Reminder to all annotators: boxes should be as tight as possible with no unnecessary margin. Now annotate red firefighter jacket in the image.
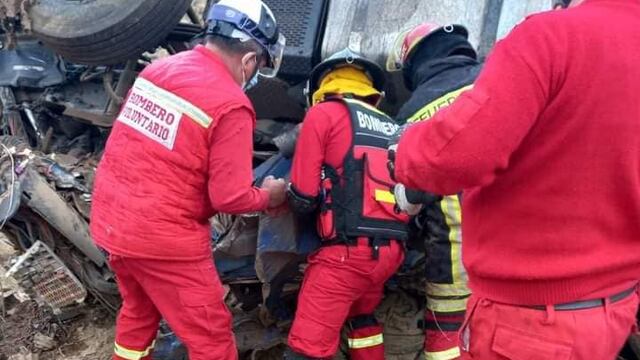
[395,0,640,305]
[290,101,351,199]
[91,45,269,260]
[291,99,407,242]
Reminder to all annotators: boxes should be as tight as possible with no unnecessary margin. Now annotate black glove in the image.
[393,183,441,215]
[406,187,441,205]
[286,183,319,214]
[387,124,408,181]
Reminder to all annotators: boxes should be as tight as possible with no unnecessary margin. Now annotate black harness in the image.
[319,99,409,252]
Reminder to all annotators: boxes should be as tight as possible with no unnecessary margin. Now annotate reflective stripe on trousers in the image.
[348,333,384,349]
[425,346,461,360]
[114,341,155,360]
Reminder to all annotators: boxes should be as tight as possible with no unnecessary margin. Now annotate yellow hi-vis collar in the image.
[312,67,381,105]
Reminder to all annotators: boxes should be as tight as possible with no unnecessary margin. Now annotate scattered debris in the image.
[5,241,87,312]
[0,299,114,360]
[8,350,39,360]
[33,333,57,351]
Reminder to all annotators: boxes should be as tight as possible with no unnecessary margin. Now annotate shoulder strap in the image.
[341,98,400,149]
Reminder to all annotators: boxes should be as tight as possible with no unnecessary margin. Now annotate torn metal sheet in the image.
[213,215,259,258]
[21,168,105,266]
[0,39,64,87]
[254,154,320,284]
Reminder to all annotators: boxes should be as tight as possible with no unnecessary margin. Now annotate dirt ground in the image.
[0,237,115,360]
[0,301,115,360]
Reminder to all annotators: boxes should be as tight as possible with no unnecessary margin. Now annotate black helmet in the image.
[305,48,386,105]
[554,0,572,8]
[387,23,470,72]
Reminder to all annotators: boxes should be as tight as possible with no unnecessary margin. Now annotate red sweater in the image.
[396,0,640,305]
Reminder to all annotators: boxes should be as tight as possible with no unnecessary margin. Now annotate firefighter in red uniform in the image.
[386,23,481,360]
[285,48,408,360]
[90,1,287,359]
[389,0,640,359]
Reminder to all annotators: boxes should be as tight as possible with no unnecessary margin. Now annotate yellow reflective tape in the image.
[375,189,396,204]
[440,195,465,287]
[425,346,461,360]
[133,77,213,128]
[426,281,471,298]
[425,295,469,313]
[348,333,384,349]
[407,85,473,123]
[114,341,155,360]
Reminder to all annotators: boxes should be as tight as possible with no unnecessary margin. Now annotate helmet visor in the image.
[209,5,275,42]
[208,4,285,78]
[259,32,286,78]
[386,29,411,72]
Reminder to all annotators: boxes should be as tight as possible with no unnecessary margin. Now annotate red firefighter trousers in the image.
[459,288,639,360]
[108,255,236,360]
[288,239,404,359]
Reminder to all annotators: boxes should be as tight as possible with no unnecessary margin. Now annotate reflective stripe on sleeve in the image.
[425,346,461,360]
[440,195,466,289]
[348,333,384,349]
[114,341,155,360]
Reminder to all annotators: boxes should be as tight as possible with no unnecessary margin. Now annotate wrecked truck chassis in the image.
[0,142,121,309]
[0,1,636,359]
[0,13,321,359]
[21,167,104,267]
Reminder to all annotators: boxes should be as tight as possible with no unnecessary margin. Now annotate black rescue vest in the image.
[318,99,409,242]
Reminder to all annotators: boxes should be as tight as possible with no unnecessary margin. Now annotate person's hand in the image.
[261,176,287,208]
[393,183,441,215]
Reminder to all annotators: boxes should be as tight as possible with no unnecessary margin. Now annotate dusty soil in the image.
[0,237,114,360]
[0,301,114,360]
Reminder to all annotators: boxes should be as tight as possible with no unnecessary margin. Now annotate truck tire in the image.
[29,0,191,65]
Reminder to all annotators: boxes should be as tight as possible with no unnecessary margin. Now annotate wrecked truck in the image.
[1,0,639,359]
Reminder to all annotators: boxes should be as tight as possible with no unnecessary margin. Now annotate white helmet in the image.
[206,0,286,78]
